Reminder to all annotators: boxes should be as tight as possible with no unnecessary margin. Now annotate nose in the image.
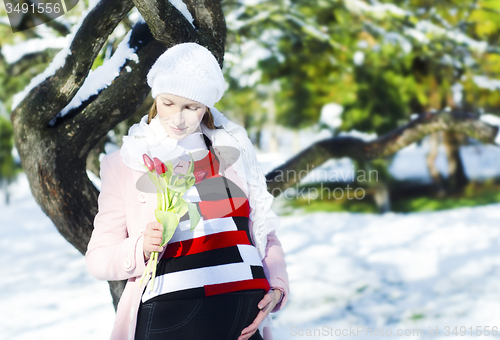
[170,110,185,126]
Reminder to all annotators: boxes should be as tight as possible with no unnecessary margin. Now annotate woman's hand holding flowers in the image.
[143,221,164,261]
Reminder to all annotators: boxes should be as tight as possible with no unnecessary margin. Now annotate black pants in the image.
[135,289,265,340]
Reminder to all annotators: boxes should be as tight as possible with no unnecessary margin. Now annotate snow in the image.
[409,20,487,54]
[2,37,69,64]
[87,169,101,191]
[4,163,500,338]
[473,75,500,91]
[11,45,72,110]
[353,51,364,66]
[480,114,500,145]
[272,203,500,339]
[169,0,195,29]
[11,0,101,110]
[451,83,463,106]
[55,30,139,119]
[338,129,377,142]
[0,173,115,340]
[320,103,343,129]
[344,0,409,19]
[404,27,430,44]
[285,13,330,42]
[225,40,272,87]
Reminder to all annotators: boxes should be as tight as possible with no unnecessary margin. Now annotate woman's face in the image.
[156,93,207,140]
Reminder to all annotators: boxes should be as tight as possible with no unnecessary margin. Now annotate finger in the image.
[151,224,163,231]
[239,322,258,339]
[257,294,272,309]
[149,232,163,240]
[240,311,267,335]
[238,329,256,340]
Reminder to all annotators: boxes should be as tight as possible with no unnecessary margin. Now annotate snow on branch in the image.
[11,1,101,110]
[169,0,195,29]
[11,0,134,126]
[52,30,139,124]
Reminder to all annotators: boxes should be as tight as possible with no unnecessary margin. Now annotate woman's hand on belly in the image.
[238,288,282,340]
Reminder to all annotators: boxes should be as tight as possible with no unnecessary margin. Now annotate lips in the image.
[170,126,186,132]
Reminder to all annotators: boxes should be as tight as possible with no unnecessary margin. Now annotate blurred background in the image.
[2,0,500,339]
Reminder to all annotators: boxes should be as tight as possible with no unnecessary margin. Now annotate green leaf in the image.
[170,194,184,212]
[159,176,168,192]
[166,182,190,193]
[156,189,162,210]
[175,198,189,217]
[186,201,201,231]
[154,210,180,246]
[165,160,174,179]
[187,152,194,173]
[146,171,161,190]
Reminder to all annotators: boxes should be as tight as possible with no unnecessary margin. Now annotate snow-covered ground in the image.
[3,170,500,339]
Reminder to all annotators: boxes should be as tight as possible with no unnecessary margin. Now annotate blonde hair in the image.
[147,102,221,130]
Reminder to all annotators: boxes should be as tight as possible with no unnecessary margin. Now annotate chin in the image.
[167,130,189,139]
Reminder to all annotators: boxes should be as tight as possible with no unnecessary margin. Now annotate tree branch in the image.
[70,23,167,157]
[7,49,60,77]
[132,0,199,45]
[266,110,499,194]
[11,0,134,127]
[132,0,226,65]
[183,0,227,66]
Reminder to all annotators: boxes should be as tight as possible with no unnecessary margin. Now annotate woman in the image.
[86,43,289,340]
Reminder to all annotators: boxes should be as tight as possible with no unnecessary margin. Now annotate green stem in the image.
[171,192,179,211]
[150,251,158,292]
[167,188,172,209]
[140,255,153,287]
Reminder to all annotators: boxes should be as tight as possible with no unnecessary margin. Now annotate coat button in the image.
[123,258,132,270]
[138,192,146,203]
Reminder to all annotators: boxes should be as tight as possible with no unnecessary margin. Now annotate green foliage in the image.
[223,0,500,132]
[0,116,17,181]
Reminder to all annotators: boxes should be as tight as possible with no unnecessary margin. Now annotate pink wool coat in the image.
[85,149,290,340]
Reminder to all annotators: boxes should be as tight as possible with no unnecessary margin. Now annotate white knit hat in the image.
[146,42,226,107]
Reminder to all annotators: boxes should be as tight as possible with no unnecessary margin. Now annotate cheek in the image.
[157,105,175,118]
[185,111,205,124]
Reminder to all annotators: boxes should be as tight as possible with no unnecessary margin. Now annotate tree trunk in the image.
[425,132,446,196]
[443,131,468,193]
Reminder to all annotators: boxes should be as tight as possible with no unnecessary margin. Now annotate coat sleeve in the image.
[85,154,146,281]
[261,229,290,313]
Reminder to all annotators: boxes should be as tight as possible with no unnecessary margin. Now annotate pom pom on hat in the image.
[147,43,226,108]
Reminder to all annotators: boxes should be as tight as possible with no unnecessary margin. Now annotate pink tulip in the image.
[194,170,208,184]
[153,157,167,174]
[143,154,155,172]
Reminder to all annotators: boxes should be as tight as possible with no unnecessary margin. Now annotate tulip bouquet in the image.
[139,153,208,291]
